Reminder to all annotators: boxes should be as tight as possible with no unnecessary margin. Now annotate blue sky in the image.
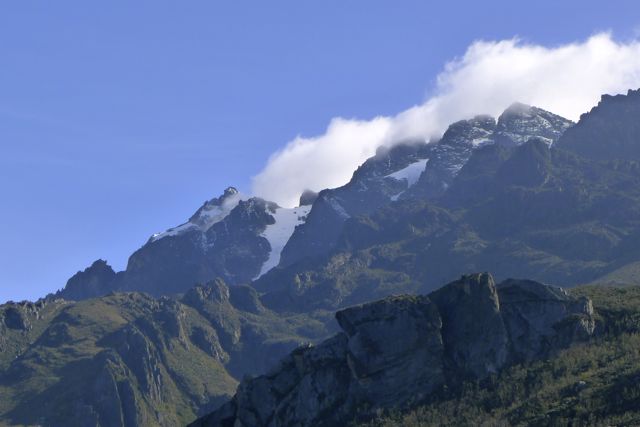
[1,1,639,302]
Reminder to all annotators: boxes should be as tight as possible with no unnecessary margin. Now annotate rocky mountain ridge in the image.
[193,273,595,427]
[279,103,572,267]
[0,280,334,426]
[56,193,310,300]
[250,90,640,313]
[6,88,640,426]
[53,103,572,303]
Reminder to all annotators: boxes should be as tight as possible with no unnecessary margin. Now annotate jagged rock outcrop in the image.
[558,88,640,161]
[193,273,595,427]
[56,259,117,301]
[429,273,508,378]
[493,102,573,147]
[407,115,496,200]
[299,190,319,206]
[498,278,595,361]
[336,294,444,407]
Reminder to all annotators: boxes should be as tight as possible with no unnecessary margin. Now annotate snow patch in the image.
[327,197,350,219]
[385,158,429,187]
[255,205,311,278]
[151,222,198,241]
[471,137,493,147]
[390,191,404,201]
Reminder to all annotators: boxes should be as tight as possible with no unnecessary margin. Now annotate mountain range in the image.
[3,89,640,426]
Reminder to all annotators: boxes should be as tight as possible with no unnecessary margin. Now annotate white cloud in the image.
[253,33,640,207]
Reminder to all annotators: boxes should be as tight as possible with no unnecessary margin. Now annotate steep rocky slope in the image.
[279,104,572,267]
[56,189,313,300]
[0,281,334,426]
[253,89,640,312]
[558,89,640,161]
[193,273,595,427]
[54,103,572,303]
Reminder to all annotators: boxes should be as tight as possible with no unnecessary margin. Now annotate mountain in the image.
[279,104,572,268]
[8,88,640,426]
[56,188,312,299]
[0,281,334,426]
[251,91,640,312]
[558,89,640,161]
[54,103,572,303]
[192,273,596,427]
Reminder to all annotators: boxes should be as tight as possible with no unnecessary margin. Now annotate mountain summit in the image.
[54,102,575,301]
[7,89,640,427]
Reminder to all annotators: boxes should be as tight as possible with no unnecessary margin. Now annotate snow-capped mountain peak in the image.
[495,103,574,147]
[150,186,242,242]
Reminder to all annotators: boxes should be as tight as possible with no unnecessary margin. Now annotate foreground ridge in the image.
[192,273,594,427]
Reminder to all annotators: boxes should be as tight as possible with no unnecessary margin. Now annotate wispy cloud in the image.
[253,33,640,207]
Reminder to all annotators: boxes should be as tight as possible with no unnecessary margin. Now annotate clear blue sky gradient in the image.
[1,1,638,302]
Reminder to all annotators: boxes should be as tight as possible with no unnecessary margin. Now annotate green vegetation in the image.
[0,284,333,426]
[360,286,640,427]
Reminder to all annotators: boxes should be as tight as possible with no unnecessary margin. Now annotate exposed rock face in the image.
[408,115,496,200]
[216,334,352,427]
[497,278,595,361]
[299,189,319,206]
[558,88,640,161]
[0,299,56,335]
[429,273,508,378]
[493,102,573,147]
[56,259,117,301]
[336,295,444,407]
[193,273,595,427]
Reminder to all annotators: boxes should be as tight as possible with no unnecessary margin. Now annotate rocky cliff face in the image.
[557,89,640,161]
[193,273,595,427]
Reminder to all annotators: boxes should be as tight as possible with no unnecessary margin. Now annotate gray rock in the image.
[56,259,117,301]
[195,273,595,427]
[429,272,509,378]
[336,295,444,406]
[497,278,595,361]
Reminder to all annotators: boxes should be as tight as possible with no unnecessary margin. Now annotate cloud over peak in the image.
[253,33,640,207]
